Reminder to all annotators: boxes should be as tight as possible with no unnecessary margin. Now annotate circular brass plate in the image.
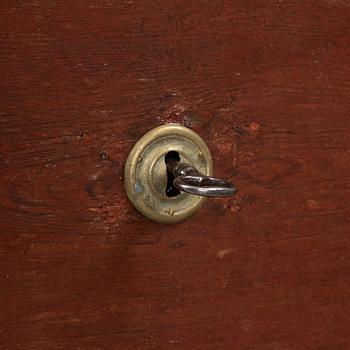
[124,124,213,223]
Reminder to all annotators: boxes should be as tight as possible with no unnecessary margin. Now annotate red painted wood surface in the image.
[1,1,350,349]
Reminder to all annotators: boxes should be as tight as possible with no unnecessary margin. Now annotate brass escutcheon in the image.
[124,124,213,223]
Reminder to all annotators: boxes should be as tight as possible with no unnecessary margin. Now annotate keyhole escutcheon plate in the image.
[124,124,213,223]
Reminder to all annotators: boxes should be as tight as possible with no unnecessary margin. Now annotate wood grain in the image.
[1,1,350,349]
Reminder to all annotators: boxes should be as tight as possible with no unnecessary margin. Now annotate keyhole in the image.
[164,151,181,197]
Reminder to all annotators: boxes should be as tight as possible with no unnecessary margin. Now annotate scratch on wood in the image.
[216,248,234,259]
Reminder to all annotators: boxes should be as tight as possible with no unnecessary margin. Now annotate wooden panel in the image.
[1,1,349,349]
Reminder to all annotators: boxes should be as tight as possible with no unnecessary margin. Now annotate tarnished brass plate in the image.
[124,124,213,223]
